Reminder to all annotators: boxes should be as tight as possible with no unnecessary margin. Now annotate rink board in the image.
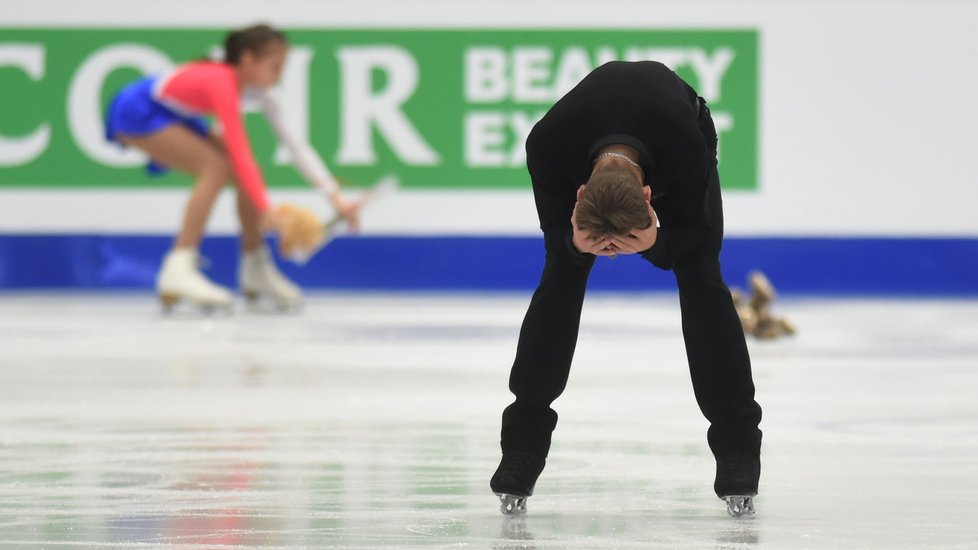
[1,234,976,295]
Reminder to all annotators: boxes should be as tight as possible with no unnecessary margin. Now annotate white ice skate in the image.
[722,495,755,517]
[239,245,302,311]
[156,248,233,313]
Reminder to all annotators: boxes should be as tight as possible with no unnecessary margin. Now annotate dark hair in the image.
[223,24,287,64]
[576,165,651,238]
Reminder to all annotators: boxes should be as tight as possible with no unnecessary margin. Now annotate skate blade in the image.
[242,291,303,314]
[495,493,528,516]
[158,293,232,315]
[159,293,179,314]
[723,495,755,517]
[199,303,233,315]
[277,301,303,314]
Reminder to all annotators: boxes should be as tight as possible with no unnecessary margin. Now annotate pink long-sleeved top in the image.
[154,61,338,212]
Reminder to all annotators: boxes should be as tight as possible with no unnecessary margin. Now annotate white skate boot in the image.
[239,245,302,311]
[156,248,233,313]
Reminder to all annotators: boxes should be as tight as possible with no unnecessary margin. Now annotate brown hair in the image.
[575,165,651,238]
[223,24,287,64]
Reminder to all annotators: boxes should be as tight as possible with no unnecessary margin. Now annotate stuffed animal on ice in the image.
[731,271,796,340]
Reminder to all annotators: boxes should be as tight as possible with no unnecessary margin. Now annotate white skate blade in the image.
[722,495,755,517]
[243,290,303,314]
[158,294,232,316]
[495,493,528,516]
[160,298,234,317]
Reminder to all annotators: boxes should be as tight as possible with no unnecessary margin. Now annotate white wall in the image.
[2,0,977,237]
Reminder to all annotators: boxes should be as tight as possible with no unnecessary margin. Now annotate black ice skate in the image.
[714,453,760,517]
[490,451,546,515]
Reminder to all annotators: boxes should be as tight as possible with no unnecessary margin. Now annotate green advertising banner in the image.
[0,29,757,190]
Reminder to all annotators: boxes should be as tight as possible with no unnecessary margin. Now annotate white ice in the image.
[0,292,976,549]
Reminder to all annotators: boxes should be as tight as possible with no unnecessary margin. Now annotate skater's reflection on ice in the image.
[495,516,535,550]
[715,519,759,548]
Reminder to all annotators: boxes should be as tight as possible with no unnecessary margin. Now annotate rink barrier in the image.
[1,235,976,295]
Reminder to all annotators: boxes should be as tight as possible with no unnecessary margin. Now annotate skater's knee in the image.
[191,153,233,187]
[205,160,234,186]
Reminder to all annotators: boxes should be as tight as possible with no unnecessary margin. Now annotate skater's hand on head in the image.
[571,203,618,256]
[608,203,658,254]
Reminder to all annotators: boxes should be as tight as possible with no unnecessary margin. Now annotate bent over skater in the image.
[490,61,763,517]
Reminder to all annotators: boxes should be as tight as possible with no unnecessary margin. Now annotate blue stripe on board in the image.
[0,234,976,295]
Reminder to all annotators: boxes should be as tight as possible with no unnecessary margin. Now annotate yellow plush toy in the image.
[731,271,796,340]
[274,176,400,265]
[274,203,326,263]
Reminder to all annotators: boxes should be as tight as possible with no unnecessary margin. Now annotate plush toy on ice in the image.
[731,271,796,340]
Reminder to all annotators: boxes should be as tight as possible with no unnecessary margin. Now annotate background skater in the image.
[105,24,361,312]
[490,60,763,518]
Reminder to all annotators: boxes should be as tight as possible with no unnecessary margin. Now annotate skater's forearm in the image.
[641,227,674,269]
[641,224,710,270]
[542,227,594,266]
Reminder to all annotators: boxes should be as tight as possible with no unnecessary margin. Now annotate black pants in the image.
[500,102,762,459]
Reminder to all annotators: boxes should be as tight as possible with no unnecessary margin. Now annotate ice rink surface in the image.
[1,291,976,549]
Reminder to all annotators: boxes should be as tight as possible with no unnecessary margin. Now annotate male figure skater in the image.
[490,61,763,518]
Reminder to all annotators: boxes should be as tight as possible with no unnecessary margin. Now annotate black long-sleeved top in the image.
[525,61,713,269]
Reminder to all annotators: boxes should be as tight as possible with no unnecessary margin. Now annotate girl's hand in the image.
[329,193,363,233]
[261,205,289,234]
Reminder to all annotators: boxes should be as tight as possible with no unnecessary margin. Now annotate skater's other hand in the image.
[261,206,288,234]
[571,203,617,256]
[608,203,658,254]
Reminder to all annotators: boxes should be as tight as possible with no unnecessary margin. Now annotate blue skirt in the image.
[104,76,210,175]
